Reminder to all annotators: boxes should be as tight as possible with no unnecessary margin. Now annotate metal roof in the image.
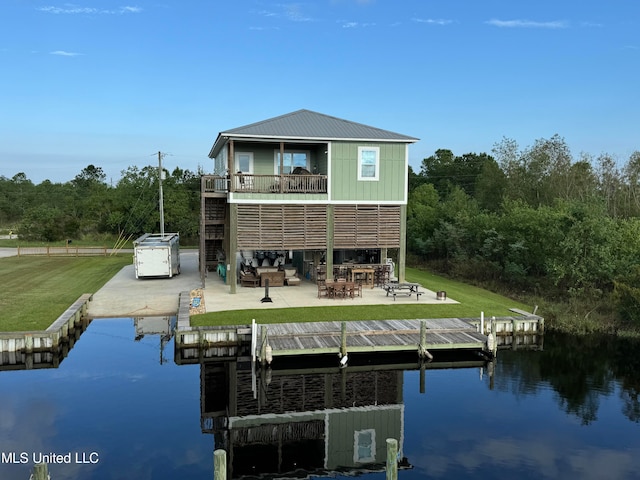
[209,109,418,158]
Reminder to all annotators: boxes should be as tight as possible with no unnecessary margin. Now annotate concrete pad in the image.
[201,271,458,314]
[86,249,458,318]
[87,250,202,318]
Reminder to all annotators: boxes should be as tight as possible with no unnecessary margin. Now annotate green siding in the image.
[330,142,407,202]
[325,407,403,469]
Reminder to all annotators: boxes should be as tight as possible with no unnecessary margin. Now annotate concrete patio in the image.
[82,249,457,318]
[201,263,458,314]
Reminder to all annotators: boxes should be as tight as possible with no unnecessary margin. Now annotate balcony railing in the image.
[202,174,328,194]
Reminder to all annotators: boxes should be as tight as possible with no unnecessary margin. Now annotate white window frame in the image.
[358,146,380,181]
[353,428,376,464]
[274,150,311,174]
[235,152,254,174]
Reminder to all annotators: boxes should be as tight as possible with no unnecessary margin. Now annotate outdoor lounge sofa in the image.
[256,267,285,287]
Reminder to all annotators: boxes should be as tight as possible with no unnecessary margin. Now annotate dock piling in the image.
[386,438,398,480]
[213,449,226,479]
[418,320,433,360]
[339,321,348,366]
[260,326,270,365]
[32,463,48,480]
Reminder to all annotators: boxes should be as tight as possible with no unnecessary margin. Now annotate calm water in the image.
[1,319,639,480]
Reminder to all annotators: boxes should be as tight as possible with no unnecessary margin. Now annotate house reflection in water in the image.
[196,356,420,478]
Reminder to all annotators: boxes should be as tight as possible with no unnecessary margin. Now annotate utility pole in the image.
[158,151,165,237]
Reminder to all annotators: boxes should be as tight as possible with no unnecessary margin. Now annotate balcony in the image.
[202,173,328,195]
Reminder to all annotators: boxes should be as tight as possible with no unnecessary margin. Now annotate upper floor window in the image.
[358,146,379,181]
[275,151,310,174]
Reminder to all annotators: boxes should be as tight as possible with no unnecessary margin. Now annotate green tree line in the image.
[0,164,201,244]
[407,135,640,328]
[2,136,639,327]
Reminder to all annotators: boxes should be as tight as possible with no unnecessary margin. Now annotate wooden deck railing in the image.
[202,174,328,194]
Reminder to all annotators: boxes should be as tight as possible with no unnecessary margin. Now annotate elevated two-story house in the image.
[200,109,418,293]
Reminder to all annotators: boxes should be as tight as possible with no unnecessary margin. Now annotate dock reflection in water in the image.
[2,317,638,479]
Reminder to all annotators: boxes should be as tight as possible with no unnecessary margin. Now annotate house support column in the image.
[326,204,334,281]
[228,203,238,293]
[199,180,206,288]
[398,204,407,283]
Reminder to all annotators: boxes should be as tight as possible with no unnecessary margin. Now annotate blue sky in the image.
[1,0,638,184]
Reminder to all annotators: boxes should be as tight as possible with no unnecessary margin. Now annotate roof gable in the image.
[209,109,418,157]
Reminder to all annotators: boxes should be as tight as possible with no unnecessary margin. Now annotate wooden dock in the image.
[256,318,490,361]
[174,310,544,364]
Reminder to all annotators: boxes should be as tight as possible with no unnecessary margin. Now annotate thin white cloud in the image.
[581,21,603,28]
[413,18,453,26]
[50,50,83,56]
[281,3,314,22]
[486,19,567,29]
[38,5,142,15]
[253,4,314,22]
[340,21,376,28]
[256,10,278,18]
[330,0,374,4]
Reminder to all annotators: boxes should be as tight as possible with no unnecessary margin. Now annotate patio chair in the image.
[284,268,301,286]
[240,270,259,288]
[317,281,329,298]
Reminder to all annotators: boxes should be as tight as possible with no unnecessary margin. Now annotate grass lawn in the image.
[0,255,131,332]
[191,266,532,326]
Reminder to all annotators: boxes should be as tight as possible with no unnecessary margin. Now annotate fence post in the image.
[213,449,226,480]
[386,438,398,480]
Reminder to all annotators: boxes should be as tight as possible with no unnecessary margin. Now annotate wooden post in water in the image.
[340,321,347,359]
[33,463,48,480]
[491,316,497,357]
[386,438,398,480]
[418,320,433,360]
[260,326,268,366]
[213,449,226,480]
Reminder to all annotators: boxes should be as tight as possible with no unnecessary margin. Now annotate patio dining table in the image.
[325,279,356,299]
